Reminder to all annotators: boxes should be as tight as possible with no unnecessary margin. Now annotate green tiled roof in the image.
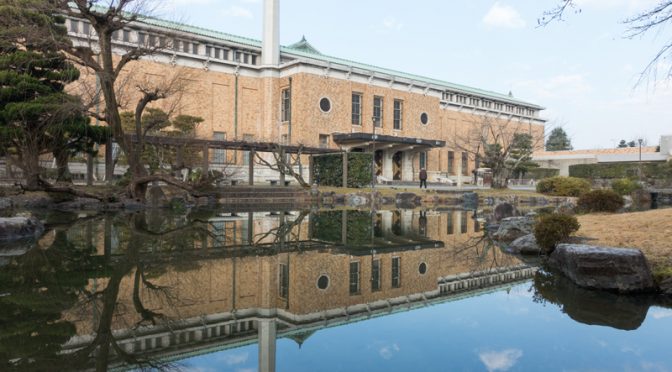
[101,7,543,109]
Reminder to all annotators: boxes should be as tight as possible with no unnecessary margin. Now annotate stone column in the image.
[258,319,277,372]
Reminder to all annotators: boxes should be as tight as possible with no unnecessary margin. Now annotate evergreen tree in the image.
[545,127,573,151]
[617,140,628,148]
[507,133,539,179]
[0,0,106,187]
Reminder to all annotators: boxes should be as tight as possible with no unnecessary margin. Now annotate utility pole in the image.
[638,138,643,183]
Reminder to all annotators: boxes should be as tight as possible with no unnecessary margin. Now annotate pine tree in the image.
[0,0,106,186]
[507,133,539,179]
[545,127,573,151]
[617,140,628,148]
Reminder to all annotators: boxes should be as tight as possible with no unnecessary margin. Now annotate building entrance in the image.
[374,150,383,177]
[393,152,403,180]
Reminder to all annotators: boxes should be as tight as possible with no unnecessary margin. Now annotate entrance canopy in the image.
[332,133,445,152]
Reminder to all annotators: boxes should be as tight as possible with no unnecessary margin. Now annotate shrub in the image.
[534,214,581,254]
[611,178,642,196]
[536,176,591,196]
[577,189,624,213]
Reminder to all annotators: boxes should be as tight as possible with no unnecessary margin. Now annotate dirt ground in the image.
[576,208,672,273]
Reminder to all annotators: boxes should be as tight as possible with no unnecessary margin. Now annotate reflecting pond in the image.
[1,208,671,371]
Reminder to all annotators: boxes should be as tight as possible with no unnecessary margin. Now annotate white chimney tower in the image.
[262,0,280,66]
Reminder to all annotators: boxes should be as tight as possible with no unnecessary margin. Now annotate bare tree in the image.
[254,144,310,188]
[540,1,672,81]
[58,0,202,200]
[452,116,545,188]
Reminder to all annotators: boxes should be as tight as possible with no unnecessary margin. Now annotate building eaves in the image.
[97,7,543,109]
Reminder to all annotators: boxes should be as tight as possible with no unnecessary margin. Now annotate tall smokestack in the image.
[262,0,280,66]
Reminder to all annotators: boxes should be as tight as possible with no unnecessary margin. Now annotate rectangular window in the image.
[251,55,257,65]
[82,22,90,35]
[192,43,199,54]
[205,45,212,57]
[393,99,403,130]
[138,32,146,46]
[279,263,289,299]
[419,152,427,170]
[243,54,250,64]
[149,35,157,47]
[242,134,254,165]
[235,51,241,62]
[391,257,401,288]
[373,96,383,128]
[319,134,329,149]
[213,132,226,163]
[182,41,189,53]
[448,151,455,175]
[214,48,221,59]
[349,261,360,295]
[351,93,362,125]
[461,152,469,176]
[371,259,381,291]
[123,30,130,42]
[281,88,291,122]
[460,211,468,234]
[447,212,454,235]
[70,20,79,33]
[222,49,229,60]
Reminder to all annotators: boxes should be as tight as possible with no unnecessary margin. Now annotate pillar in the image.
[258,319,277,372]
[105,137,114,184]
[203,144,209,173]
[342,152,348,188]
[249,149,255,185]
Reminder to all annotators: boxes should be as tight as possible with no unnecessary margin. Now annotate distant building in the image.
[65,0,546,183]
[533,135,672,176]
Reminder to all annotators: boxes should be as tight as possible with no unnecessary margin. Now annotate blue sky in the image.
[157,0,672,149]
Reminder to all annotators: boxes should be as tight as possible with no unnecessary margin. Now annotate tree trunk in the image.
[55,149,73,184]
[23,148,41,188]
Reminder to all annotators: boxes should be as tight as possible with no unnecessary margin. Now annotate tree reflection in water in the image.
[0,208,532,371]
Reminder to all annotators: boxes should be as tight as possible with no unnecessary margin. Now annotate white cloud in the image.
[382,17,403,31]
[513,73,592,99]
[379,343,400,360]
[479,349,523,372]
[650,308,672,320]
[222,5,253,19]
[482,3,526,29]
[217,352,249,366]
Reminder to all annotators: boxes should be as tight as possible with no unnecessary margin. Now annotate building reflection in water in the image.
[4,208,535,371]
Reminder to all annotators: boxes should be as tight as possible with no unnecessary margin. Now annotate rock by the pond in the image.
[660,277,672,296]
[396,192,420,209]
[461,192,478,209]
[0,198,12,210]
[554,200,576,215]
[533,271,651,330]
[494,202,515,222]
[549,244,656,293]
[0,217,45,241]
[492,216,534,242]
[509,234,541,255]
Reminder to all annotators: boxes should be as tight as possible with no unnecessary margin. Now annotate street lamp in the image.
[371,116,377,192]
[638,138,643,182]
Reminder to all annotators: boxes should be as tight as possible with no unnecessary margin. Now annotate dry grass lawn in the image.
[576,208,672,273]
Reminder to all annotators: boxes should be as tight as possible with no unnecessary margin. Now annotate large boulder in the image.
[533,271,651,330]
[0,217,45,242]
[492,216,534,242]
[549,244,656,293]
[508,234,541,255]
[493,202,516,222]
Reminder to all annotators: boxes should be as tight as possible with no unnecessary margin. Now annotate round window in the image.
[319,97,332,113]
[418,262,427,275]
[317,275,330,290]
[420,113,429,125]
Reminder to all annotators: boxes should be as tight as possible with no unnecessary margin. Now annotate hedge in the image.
[536,176,591,197]
[569,162,672,180]
[525,167,559,180]
[313,152,373,188]
[311,210,373,246]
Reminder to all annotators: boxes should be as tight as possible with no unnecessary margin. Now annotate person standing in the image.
[419,168,428,189]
